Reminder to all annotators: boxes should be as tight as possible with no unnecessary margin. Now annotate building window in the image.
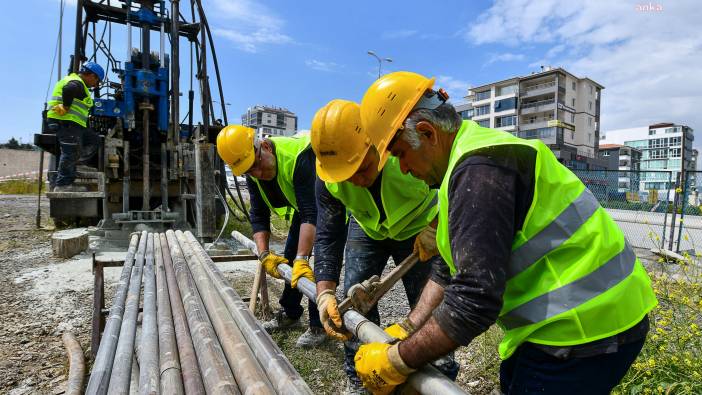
[572,98,576,106]
[475,104,490,116]
[572,81,576,90]
[476,119,490,127]
[496,84,517,96]
[458,109,473,119]
[496,115,516,127]
[475,90,491,101]
[571,113,575,122]
[670,136,681,146]
[649,129,656,135]
[571,130,575,140]
[603,151,610,157]
[589,101,592,110]
[588,117,592,126]
[671,148,682,158]
[494,97,517,111]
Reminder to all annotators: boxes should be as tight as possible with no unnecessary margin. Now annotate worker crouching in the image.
[217,125,325,348]
[352,71,658,394]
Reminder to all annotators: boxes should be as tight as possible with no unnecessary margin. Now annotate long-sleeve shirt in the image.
[246,145,318,234]
[313,173,387,283]
[62,80,87,108]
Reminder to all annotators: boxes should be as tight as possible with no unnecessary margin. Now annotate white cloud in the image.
[465,0,702,142]
[381,30,418,39]
[437,75,472,101]
[209,0,293,53]
[485,52,526,65]
[305,59,341,72]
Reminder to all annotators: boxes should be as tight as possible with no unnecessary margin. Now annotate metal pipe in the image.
[165,230,240,394]
[86,233,140,395]
[142,104,151,210]
[170,0,180,144]
[123,140,130,214]
[107,231,147,394]
[184,231,313,394]
[72,0,83,73]
[231,231,467,395]
[35,151,44,228]
[175,231,275,394]
[139,234,159,394]
[161,143,169,211]
[154,234,184,394]
[62,331,85,395]
[159,233,205,394]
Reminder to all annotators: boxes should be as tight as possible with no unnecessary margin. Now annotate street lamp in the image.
[367,50,393,79]
[212,100,232,123]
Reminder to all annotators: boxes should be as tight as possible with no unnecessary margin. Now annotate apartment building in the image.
[601,123,695,199]
[598,144,642,195]
[241,105,298,138]
[463,66,605,170]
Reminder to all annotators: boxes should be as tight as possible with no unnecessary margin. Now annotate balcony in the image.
[521,80,557,98]
[519,120,549,131]
[520,98,556,115]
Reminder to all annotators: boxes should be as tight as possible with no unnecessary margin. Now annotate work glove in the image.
[413,225,438,262]
[291,258,315,288]
[355,342,415,395]
[384,317,416,341]
[316,289,352,341]
[52,104,68,116]
[259,251,287,279]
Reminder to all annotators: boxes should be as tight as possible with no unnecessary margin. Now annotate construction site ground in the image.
[1,193,674,395]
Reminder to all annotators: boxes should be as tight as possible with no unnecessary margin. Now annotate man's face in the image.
[348,147,381,188]
[84,73,100,88]
[246,142,277,180]
[389,130,440,186]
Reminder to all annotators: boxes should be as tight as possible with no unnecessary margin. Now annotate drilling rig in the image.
[35,0,244,242]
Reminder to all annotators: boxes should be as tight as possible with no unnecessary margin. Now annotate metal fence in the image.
[572,169,702,254]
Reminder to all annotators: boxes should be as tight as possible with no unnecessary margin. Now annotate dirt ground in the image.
[0,194,502,394]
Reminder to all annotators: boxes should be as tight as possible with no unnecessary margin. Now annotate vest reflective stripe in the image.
[508,188,600,279]
[325,156,438,241]
[501,243,636,329]
[47,74,93,127]
[251,135,311,219]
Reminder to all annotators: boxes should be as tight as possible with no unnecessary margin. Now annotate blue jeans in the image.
[342,217,460,383]
[50,121,99,186]
[279,213,322,328]
[499,337,646,394]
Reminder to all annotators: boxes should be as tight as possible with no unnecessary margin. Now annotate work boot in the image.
[262,309,301,332]
[344,377,370,395]
[76,165,98,173]
[53,184,88,192]
[295,327,327,348]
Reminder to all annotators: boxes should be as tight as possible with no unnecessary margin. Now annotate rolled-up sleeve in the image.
[313,178,348,283]
[293,149,318,226]
[432,157,515,346]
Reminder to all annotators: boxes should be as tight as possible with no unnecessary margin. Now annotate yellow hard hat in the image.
[216,124,256,176]
[360,71,435,169]
[311,99,371,183]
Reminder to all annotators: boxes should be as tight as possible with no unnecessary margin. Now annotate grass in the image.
[0,178,42,194]
[223,195,291,240]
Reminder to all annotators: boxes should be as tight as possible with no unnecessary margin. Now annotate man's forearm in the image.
[407,279,444,328]
[297,223,316,256]
[253,230,271,256]
[398,317,458,369]
[316,280,337,295]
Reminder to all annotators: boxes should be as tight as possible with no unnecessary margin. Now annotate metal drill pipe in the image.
[165,230,240,394]
[183,231,313,395]
[108,231,147,395]
[159,233,205,394]
[175,231,275,395]
[86,233,140,395]
[154,234,184,395]
[231,231,467,395]
[62,331,85,395]
[139,233,159,394]
[142,104,151,211]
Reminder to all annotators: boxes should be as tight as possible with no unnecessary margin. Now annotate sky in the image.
[1,0,700,149]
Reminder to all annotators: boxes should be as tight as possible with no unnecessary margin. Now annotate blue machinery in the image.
[37,0,243,240]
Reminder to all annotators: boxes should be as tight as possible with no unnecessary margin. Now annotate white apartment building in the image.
[241,105,298,138]
[463,66,604,169]
[600,123,695,198]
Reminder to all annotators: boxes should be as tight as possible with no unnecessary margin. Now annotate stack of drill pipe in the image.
[86,232,140,394]
[175,230,276,395]
[160,233,205,394]
[108,231,148,394]
[164,230,240,394]
[183,231,313,394]
[231,231,468,395]
[154,234,185,394]
[140,233,160,393]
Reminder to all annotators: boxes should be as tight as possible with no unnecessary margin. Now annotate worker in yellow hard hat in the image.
[310,99,459,392]
[353,71,656,394]
[216,125,326,348]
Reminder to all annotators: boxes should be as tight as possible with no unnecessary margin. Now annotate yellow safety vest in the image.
[47,73,93,127]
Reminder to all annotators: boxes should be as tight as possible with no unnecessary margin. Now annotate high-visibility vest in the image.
[325,156,437,241]
[437,120,658,359]
[251,135,311,219]
[47,73,93,127]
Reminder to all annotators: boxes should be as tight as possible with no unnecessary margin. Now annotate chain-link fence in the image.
[572,169,683,251]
